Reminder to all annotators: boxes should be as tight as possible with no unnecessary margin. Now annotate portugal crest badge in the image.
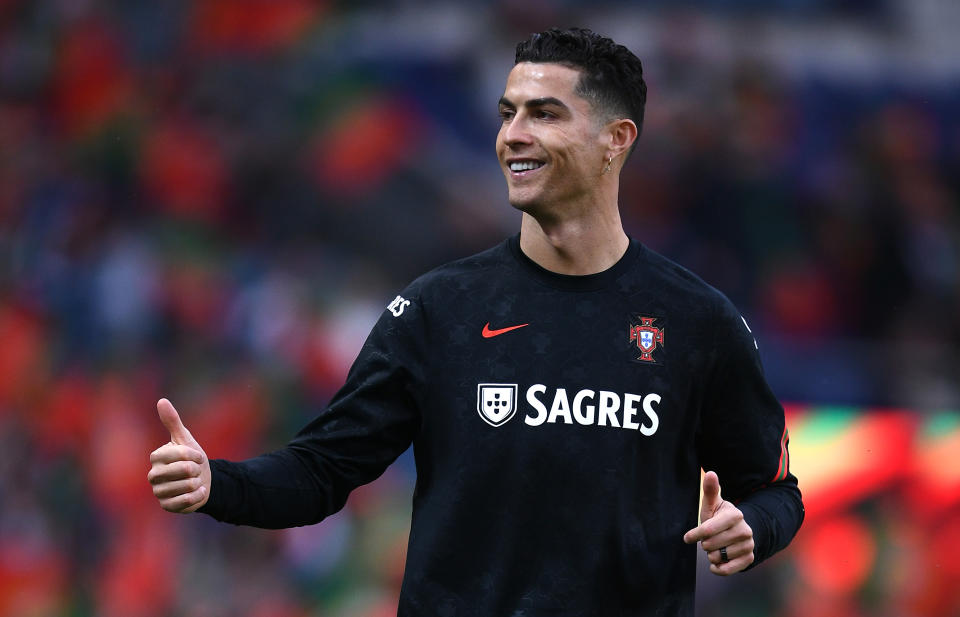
[477,383,518,427]
[629,315,665,364]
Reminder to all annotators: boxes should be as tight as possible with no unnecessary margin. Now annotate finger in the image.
[684,503,743,543]
[159,485,207,513]
[706,538,755,565]
[152,477,203,500]
[147,460,202,485]
[157,398,194,446]
[700,521,752,552]
[150,444,204,466]
[708,550,755,576]
[700,470,722,519]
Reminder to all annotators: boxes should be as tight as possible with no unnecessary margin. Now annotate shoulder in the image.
[378,239,511,325]
[625,243,756,351]
[628,243,732,313]
[401,239,511,297]
[630,247,763,375]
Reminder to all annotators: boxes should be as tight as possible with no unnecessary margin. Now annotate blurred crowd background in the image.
[1,0,958,616]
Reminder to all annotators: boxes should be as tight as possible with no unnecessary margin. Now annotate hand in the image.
[682,471,754,575]
[147,398,211,513]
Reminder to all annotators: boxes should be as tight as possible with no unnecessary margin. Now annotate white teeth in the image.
[509,161,544,172]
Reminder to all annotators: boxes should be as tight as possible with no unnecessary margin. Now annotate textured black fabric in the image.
[200,234,803,616]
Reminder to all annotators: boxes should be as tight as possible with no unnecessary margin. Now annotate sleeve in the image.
[197,288,427,529]
[697,297,804,567]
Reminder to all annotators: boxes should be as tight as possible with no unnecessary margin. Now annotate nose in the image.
[500,114,533,149]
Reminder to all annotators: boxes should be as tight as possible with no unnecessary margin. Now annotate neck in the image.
[518,199,629,275]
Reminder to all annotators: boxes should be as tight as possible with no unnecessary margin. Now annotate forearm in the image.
[737,478,804,567]
[198,450,344,529]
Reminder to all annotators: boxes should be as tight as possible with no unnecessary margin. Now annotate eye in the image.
[498,108,515,121]
[535,109,556,120]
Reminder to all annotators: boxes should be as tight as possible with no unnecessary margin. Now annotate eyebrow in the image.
[498,96,570,112]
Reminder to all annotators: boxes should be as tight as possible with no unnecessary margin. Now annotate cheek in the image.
[569,140,601,168]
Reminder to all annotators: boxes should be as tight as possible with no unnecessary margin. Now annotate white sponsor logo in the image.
[387,295,411,317]
[476,383,661,435]
[477,383,519,427]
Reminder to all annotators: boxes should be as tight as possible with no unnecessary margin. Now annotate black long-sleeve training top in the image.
[200,235,804,617]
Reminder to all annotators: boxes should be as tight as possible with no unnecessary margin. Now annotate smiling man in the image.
[149,28,803,616]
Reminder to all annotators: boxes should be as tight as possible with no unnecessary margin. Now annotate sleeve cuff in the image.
[738,501,769,570]
[196,458,230,521]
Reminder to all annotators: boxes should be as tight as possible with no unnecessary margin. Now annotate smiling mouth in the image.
[508,160,545,175]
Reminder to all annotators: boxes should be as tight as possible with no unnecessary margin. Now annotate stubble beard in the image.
[507,186,549,219]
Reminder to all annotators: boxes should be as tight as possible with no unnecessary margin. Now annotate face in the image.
[496,62,609,214]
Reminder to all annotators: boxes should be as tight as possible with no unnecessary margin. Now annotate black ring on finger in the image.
[719,546,730,563]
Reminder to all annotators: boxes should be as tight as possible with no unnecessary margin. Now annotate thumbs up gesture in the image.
[682,471,755,575]
[147,399,211,513]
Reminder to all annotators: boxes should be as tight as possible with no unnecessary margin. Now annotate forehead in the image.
[502,62,586,106]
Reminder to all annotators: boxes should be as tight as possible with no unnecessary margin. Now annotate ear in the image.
[604,118,638,161]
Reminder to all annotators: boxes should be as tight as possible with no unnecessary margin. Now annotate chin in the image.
[507,188,545,213]
[508,196,542,215]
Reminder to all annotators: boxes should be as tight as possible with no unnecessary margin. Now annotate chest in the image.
[416,283,711,474]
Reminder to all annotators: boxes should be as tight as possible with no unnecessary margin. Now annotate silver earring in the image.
[602,156,613,174]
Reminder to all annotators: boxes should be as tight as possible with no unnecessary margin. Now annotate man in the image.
[149,28,803,616]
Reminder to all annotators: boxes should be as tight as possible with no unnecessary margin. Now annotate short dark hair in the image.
[515,28,647,140]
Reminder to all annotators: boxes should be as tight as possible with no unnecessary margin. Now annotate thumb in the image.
[157,398,196,446]
[700,470,723,521]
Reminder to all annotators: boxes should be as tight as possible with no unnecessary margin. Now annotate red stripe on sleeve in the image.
[773,426,790,483]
